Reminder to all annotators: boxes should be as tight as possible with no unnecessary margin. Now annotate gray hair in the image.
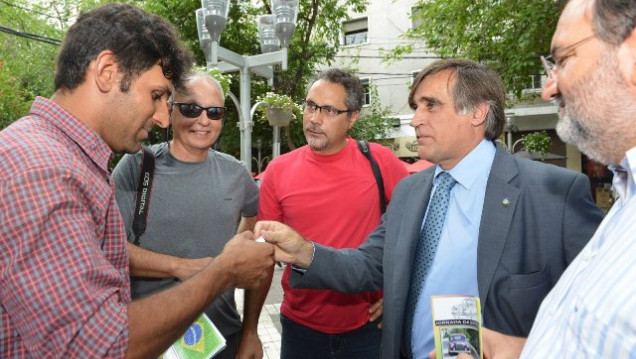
[306,68,364,114]
[170,71,225,105]
[592,0,636,46]
[409,59,506,141]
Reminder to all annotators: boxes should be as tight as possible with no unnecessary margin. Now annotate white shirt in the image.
[521,146,636,358]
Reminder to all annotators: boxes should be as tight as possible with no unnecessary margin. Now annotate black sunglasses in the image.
[172,102,226,120]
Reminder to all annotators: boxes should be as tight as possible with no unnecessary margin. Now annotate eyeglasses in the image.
[302,100,352,119]
[540,35,595,79]
[172,102,226,120]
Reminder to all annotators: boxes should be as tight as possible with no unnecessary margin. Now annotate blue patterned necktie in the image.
[404,171,457,356]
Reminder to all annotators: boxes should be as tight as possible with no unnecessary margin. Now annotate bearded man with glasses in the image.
[112,71,269,359]
[478,0,636,357]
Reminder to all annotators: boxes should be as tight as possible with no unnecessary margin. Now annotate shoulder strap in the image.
[357,140,387,214]
[131,146,155,246]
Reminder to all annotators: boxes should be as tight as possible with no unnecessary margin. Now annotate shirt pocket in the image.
[501,266,552,334]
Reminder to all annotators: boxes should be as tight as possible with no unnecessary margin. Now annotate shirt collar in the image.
[434,139,496,189]
[609,146,636,201]
[30,97,113,174]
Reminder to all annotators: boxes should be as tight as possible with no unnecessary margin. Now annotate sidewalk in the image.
[235,264,285,359]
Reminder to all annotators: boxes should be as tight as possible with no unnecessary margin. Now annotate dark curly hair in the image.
[54,3,193,93]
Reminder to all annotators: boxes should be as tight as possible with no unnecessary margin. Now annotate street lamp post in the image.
[253,138,270,174]
[505,112,517,152]
[196,0,299,173]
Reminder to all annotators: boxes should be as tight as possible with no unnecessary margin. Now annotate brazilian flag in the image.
[162,314,227,359]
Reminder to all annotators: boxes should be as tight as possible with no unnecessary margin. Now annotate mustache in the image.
[304,123,323,133]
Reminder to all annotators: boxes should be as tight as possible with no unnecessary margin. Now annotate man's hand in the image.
[429,350,474,359]
[482,327,525,359]
[236,329,263,359]
[173,257,213,281]
[369,298,383,328]
[214,231,275,289]
[254,221,314,268]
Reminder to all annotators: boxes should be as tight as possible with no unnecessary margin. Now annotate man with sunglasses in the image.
[257,68,409,358]
[112,71,269,359]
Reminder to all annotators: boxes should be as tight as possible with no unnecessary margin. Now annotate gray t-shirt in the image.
[112,142,259,337]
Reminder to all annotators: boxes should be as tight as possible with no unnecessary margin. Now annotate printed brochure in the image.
[431,295,482,359]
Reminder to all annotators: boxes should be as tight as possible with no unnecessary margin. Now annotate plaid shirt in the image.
[0,97,131,358]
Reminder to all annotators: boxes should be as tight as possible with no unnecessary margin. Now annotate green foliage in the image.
[257,92,296,111]
[139,0,385,157]
[522,131,552,155]
[0,63,31,129]
[387,0,565,97]
[206,67,231,97]
[350,83,393,141]
[2,0,394,160]
[0,1,66,128]
[0,0,107,128]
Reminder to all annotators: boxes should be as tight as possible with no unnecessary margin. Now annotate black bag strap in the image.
[131,146,155,246]
[357,140,387,214]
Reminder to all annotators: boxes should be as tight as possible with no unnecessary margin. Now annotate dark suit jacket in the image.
[291,144,604,358]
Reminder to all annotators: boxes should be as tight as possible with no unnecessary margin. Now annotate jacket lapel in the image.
[477,146,520,308]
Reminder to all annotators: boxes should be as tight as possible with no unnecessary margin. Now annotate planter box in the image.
[266,107,293,126]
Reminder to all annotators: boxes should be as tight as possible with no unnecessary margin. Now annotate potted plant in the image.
[257,92,296,126]
[522,131,552,159]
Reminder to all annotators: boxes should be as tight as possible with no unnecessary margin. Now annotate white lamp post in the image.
[505,112,517,152]
[197,0,299,173]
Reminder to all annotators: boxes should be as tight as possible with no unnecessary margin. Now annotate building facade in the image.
[329,0,612,209]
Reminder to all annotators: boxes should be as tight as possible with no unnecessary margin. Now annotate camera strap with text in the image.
[132,146,155,246]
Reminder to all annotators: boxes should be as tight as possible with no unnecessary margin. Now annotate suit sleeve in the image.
[562,173,604,263]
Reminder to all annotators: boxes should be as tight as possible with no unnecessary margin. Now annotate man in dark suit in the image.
[255,59,603,359]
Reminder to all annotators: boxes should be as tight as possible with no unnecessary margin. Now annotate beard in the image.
[556,49,634,166]
[304,123,329,152]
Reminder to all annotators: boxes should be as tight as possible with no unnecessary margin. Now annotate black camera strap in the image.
[356,140,387,214]
[131,146,155,246]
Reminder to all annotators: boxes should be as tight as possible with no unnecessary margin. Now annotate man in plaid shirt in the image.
[0,4,274,358]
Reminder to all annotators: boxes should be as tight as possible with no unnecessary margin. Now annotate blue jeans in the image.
[281,314,382,359]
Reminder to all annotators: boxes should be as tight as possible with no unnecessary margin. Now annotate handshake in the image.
[217,221,312,289]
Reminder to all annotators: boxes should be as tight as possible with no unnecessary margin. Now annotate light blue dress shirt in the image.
[411,139,496,358]
[521,147,636,358]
